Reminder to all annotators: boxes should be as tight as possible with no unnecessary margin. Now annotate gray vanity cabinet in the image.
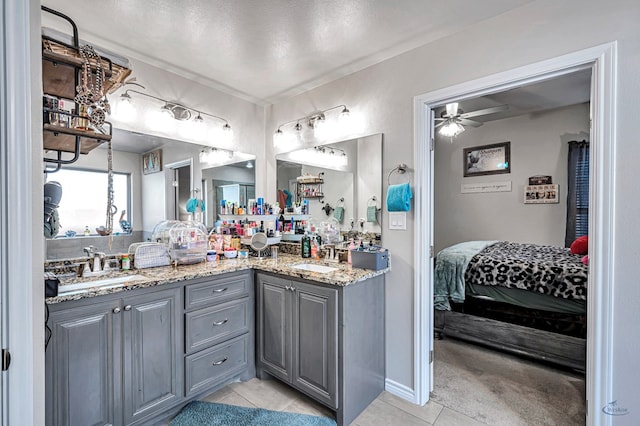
[46,299,118,426]
[122,288,183,425]
[46,286,182,426]
[257,272,384,426]
[257,273,337,407]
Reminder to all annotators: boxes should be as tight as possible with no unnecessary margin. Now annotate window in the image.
[48,169,130,236]
[565,141,589,247]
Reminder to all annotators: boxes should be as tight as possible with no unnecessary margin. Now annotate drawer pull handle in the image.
[212,357,228,366]
[213,319,228,326]
[113,307,121,314]
[213,287,228,293]
[124,305,132,311]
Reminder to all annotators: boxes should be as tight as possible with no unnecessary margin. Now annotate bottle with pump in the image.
[301,233,311,258]
[347,238,356,264]
[84,225,90,236]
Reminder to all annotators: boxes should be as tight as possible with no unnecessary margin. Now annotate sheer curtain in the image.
[565,140,590,247]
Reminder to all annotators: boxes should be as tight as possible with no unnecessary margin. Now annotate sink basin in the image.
[291,263,339,274]
[58,275,147,296]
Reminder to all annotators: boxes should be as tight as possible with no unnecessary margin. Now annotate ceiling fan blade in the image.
[434,121,446,128]
[434,117,446,121]
[459,118,483,127]
[459,105,508,119]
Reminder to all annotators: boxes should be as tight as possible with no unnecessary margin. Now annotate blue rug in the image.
[170,401,337,426]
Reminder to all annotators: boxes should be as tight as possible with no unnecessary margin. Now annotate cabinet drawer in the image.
[185,334,250,397]
[185,273,251,310]
[186,298,250,354]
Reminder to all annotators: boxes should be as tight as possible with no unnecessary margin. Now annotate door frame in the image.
[413,42,617,425]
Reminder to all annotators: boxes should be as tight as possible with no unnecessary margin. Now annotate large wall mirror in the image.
[276,133,382,236]
[45,128,255,258]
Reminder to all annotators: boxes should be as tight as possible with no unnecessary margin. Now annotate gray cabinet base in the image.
[257,273,385,426]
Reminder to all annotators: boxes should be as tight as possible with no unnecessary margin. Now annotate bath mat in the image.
[170,401,337,426]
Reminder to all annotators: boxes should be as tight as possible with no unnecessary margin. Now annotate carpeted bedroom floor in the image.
[432,337,586,425]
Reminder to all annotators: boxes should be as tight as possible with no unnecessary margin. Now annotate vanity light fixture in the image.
[273,104,352,146]
[117,89,233,140]
[199,147,234,165]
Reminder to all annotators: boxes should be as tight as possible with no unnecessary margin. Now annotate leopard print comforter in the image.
[464,241,588,300]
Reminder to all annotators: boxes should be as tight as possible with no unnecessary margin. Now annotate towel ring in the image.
[367,196,378,207]
[335,197,345,207]
[387,163,410,185]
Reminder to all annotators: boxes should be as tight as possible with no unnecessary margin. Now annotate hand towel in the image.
[367,206,378,223]
[333,206,345,223]
[386,182,412,212]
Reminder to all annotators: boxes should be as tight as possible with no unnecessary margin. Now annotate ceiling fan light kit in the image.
[436,102,509,139]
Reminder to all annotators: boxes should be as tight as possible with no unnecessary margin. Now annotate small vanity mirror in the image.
[276,134,382,237]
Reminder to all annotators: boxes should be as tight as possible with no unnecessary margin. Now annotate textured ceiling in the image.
[41,0,533,105]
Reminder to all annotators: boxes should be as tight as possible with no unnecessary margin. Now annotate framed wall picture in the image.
[524,184,559,204]
[463,142,511,177]
[142,149,162,175]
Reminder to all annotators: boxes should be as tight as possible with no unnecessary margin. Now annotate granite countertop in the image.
[46,254,390,304]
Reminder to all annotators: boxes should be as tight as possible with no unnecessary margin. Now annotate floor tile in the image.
[201,386,235,403]
[228,377,300,411]
[378,391,443,424]
[434,407,487,426]
[353,399,429,426]
[215,390,257,409]
[283,394,335,420]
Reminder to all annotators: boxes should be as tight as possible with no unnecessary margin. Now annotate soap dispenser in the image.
[347,238,356,264]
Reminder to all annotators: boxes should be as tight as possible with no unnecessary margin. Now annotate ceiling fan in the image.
[435,102,508,138]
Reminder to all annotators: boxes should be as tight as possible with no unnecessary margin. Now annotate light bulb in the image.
[115,93,136,121]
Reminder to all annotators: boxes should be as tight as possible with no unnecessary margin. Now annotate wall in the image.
[264,1,640,417]
[434,103,590,252]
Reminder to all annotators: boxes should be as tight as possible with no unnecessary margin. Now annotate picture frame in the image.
[142,149,162,175]
[463,142,511,177]
[524,184,559,204]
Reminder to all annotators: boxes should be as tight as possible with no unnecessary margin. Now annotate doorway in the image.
[413,43,616,424]
[166,159,193,221]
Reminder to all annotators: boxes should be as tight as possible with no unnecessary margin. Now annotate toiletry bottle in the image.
[301,233,311,258]
[311,234,319,259]
[84,225,90,236]
[121,254,130,270]
[347,238,356,264]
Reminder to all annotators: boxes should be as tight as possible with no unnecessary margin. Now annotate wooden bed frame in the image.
[435,309,586,372]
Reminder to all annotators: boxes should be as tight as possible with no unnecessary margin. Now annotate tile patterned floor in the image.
[198,377,478,425]
[168,338,584,425]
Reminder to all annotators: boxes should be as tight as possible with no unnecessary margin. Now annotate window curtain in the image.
[565,140,590,247]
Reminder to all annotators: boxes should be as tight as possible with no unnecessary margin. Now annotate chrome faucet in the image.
[82,246,106,276]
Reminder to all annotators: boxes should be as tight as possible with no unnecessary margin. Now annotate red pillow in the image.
[571,235,589,255]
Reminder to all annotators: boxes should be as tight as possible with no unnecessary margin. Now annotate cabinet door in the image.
[291,281,338,408]
[46,299,119,426]
[122,287,183,425]
[257,273,292,382]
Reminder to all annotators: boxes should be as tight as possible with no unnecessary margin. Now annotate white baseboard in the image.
[384,379,416,403]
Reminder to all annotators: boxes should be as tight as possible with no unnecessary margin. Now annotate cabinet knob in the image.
[285,286,291,291]
[212,357,228,366]
[212,319,228,326]
[290,287,296,292]
[124,305,132,311]
[113,307,121,314]
[213,287,228,293]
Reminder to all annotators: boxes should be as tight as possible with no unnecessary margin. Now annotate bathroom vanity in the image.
[45,255,387,426]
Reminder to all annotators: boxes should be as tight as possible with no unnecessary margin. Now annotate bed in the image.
[434,241,588,371]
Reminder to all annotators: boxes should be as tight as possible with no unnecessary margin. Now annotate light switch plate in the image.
[389,212,407,230]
